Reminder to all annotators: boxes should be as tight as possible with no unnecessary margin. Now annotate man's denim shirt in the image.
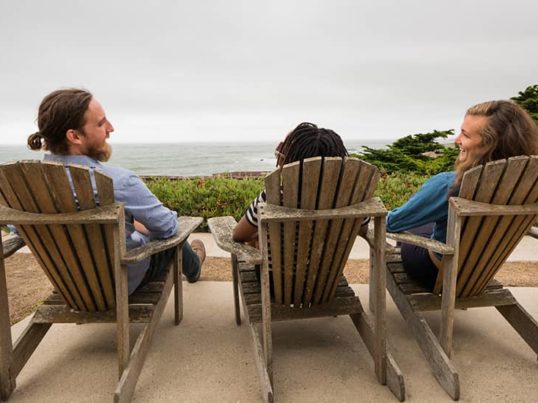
[44,154,178,294]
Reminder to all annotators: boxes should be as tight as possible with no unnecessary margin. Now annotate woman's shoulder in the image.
[426,171,456,185]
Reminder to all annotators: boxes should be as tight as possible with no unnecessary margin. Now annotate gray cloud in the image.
[1,0,537,144]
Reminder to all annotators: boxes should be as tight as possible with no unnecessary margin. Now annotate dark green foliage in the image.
[353,129,458,175]
[511,84,538,123]
[146,176,264,231]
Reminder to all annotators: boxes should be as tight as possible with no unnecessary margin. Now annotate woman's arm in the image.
[232,190,266,247]
[233,216,258,242]
[387,172,456,233]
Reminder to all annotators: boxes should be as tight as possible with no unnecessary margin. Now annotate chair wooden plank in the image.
[281,162,300,306]
[473,158,538,293]
[320,159,360,302]
[0,163,82,309]
[309,158,343,305]
[478,216,537,290]
[460,157,538,295]
[94,171,117,306]
[67,166,109,311]
[294,158,321,306]
[42,163,102,311]
[454,160,506,295]
[352,160,380,202]
[459,157,528,296]
[301,158,340,304]
[265,169,283,304]
[433,165,482,292]
[327,161,380,301]
[19,162,89,309]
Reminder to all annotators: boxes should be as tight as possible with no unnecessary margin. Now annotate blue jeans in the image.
[400,223,438,291]
[143,242,201,283]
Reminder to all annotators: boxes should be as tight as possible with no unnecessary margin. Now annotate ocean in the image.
[0,141,388,176]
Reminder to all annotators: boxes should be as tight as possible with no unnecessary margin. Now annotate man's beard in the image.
[87,142,112,162]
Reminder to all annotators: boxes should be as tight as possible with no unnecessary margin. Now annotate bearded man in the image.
[27,88,205,294]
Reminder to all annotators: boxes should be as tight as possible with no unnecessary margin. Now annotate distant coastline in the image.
[0,140,389,176]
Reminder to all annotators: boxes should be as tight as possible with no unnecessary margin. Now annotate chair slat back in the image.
[262,157,379,307]
[449,156,538,297]
[0,161,117,312]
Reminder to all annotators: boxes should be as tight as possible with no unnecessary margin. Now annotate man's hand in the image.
[134,220,150,235]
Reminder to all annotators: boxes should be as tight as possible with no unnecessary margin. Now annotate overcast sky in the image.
[1,0,537,145]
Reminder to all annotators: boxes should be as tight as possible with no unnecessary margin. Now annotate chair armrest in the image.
[362,226,399,254]
[2,235,26,258]
[258,197,387,223]
[121,216,203,264]
[450,197,538,217]
[386,232,454,255]
[528,226,538,240]
[207,216,262,265]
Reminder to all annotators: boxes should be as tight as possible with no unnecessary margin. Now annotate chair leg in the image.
[231,254,241,326]
[0,312,14,401]
[0,251,15,400]
[174,246,183,325]
[115,259,176,403]
[439,255,458,358]
[350,312,406,401]
[10,320,51,380]
[368,248,376,313]
[387,273,460,400]
[496,302,538,355]
[249,324,274,403]
[116,264,130,376]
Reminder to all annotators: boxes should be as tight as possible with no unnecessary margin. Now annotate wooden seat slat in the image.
[43,163,104,311]
[265,169,283,304]
[459,157,529,296]
[0,163,83,309]
[326,160,380,301]
[320,159,359,303]
[293,158,322,306]
[309,158,342,305]
[281,162,300,305]
[68,166,109,311]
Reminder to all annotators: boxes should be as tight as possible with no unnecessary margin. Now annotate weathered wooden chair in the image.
[0,161,202,402]
[376,156,538,400]
[208,157,406,402]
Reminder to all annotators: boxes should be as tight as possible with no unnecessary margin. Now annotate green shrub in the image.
[146,176,264,231]
[144,172,427,231]
[375,171,427,210]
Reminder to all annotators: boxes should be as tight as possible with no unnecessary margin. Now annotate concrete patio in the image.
[6,234,538,402]
[6,285,538,402]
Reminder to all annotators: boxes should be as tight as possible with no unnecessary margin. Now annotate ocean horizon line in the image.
[0,140,393,176]
[0,138,397,147]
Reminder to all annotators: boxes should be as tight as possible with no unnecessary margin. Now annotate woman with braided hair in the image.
[233,122,349,245]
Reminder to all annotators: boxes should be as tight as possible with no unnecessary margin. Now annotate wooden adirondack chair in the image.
[0,161,202,402]
[376,156,538,400]
[208,157,406,402]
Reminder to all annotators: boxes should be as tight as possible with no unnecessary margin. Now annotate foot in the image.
[188,239,206,283]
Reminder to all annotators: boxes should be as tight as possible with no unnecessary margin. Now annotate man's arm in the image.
[116,173,178,239]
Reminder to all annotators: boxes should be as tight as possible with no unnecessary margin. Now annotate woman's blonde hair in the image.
[453,100,538,189]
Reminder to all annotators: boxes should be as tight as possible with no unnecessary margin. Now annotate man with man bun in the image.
[28,88,205,294]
